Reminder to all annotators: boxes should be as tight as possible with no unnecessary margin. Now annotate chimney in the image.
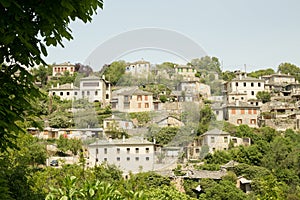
[57,83,60,88]
[71,83,73,88]
[122,135,125,143]
[235,100,239,106]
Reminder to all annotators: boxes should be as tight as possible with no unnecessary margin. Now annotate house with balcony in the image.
[111,87,153,113]
[87,137,155,174]
[52,62,75,76]
[223,71,265,104]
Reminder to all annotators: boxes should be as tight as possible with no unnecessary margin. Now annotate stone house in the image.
[125,60,151,75]
[52,62,75,76]
[224,101,260,128]
[87,137,155,174]
[223,71,265,103]
[103,115,134,134]
[174,65,197,81]
[111,88,153,113]
[49,83,79,101]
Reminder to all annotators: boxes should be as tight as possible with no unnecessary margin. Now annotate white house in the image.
[49,83,79,101]
[88,137,155,174]
[125,60,151,75]
[224,71,265,103]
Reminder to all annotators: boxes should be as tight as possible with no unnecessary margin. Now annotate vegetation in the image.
[256,91,271,103]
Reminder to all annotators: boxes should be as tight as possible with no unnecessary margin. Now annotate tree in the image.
[256,91,271,103]
[0,0,104,151]
[103,61,126,85]
[277,62,300,81]
[248,68,275,78]
[190,56,221,75]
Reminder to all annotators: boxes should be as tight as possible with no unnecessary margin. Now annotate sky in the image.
[44,0,300,72]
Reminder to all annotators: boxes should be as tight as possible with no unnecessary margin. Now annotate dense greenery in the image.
[103,60,126,85]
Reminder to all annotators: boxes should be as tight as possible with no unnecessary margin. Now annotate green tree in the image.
[256,91,271,103]
[248,68,275,78]
[103,60,126,85]
[277,62,300,81]
[0,0,103,151]
[190,56,221,75]
[222,71,236,81]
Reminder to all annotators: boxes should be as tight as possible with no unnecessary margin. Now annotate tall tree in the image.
[103,60,126,85]
[277,62,300,81]
[0,0,103,151]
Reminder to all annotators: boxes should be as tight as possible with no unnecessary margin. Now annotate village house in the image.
[224,101,260,128]
[177,81,211,98]
[174,65,197,81]
[52,62,75,76]
[125,60,151,75]
[87,137,155,174]
[223,71,265,103]
[49,75,111,105]
[111,87,153,113]
[103,115,134,134]
[49,83,79,101]
[186,128,250,159]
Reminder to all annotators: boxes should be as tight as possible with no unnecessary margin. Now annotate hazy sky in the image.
[44,0,300,72]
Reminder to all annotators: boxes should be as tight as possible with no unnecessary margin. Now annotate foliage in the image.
[129,112,151,127]
[103,60,126,85]
[145,185,196,200]
[56,135,82,155]
[222,71,236,81]
[277,62,300,81]
[148,126,179,145]
[256,91,271,103]
[248,68,275,78]
[189,56,221,75]
[197,105,216,135]
[0,0,103,151]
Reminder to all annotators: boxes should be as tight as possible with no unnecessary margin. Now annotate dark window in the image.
[95,91,98,95]
[106,94,109,99]
[60,92,63,96]
[104,158,107,161]
[52,92,55,95]
[258,82,261,87]
[146,148,149,153]
[251,91,254,95]
[243,82,246,87]
[117,148,120,154]
[127,148,130,153]
[117,157,120,161]
[127,157,130,161]
[67,92,70,96]
[87,91,90,96]
[135,148,139,153]
[236,82,238,86]
[146,157,150,161]
[104,148,107,154]
[135,157,139,161]
[251,82,254,87]
[74,92,77,95]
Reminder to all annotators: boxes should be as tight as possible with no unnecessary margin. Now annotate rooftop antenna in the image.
[244,64,247,73]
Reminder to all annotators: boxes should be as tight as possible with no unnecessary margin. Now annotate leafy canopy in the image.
[0,0,103,151]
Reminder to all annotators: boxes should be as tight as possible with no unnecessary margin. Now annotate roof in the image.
[89,137,154,146]
[119,88,152,96]
[232,77,264,82]
[221,160,239,169]
[174,65,195,69]
[54,62,74,66]
[239,177,252,184]
[50,83,79,90]
[126,60,150,65]
[188,170,226,179]
[80,75,101,81]
[262,73,294,78]
[226,101,260,108]
[202,128,229,136]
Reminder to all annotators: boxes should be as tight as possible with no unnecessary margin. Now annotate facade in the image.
[262,73,295,85]
[125,60,151,75]
[111,88,153,113]
[177,81,211,98]
[224,71,265,103]
[49,76,111,104]
[224,101,260,128]
[52,62,75,76]
[103,115,134,133]
[186,129,251,159]
[88,137,155,174]
[49,83,79,101]
[174,65,197,81]
[154,116,184,127]
[79,76,111,104]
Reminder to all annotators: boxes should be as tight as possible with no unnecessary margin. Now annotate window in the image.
[250,119,256,124]
[251,82,254,87]
[224,137,228,143]
[60,92,63,96]
[145,103,149,108]
[253,109,257,114]
[137,95,142,101]
[236,82,238,87]
[104,148,107,154]
[95,91,98,95]
[251,91,254,95]
[243,82,246,87]
[231,109,236,114]
[82,91,84,96]
[212,148,216,151]
[52,92,55,95]
[135,148,139,153]
[241,109,245,114]
[216,111,219,115]
[67,92,70,96]
[117,148,120,154]
[241,97,244,100]
[96,149,98,154]
[117,157,120,161]
[124,102,130,109]
[104,158,107,161]
[135,157,139,161]
[96,158,98,162]
[237,119,243,124]
[124,95,129,102]
[144,95,148,101]
[195,149,200,153]
[146,157,150,161]
[146,148,149,153]
[74,92,77,95]
[258,82,261,87]
[87,91,90,96]
[138,103,142,108]
[127,148,130,154]
[106,94,109,99]
[232,138,237,143]
[232,97,234,100]
[211,137,215,143]
[256,102,259,106]
[127,157,130,161]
